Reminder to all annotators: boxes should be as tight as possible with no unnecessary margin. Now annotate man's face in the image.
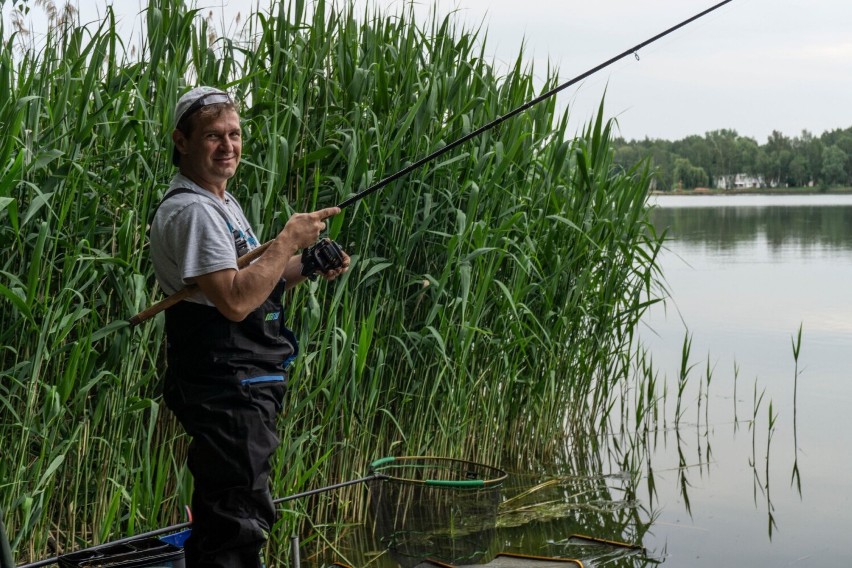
[174,108,242,188]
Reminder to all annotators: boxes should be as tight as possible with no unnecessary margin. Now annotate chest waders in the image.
[158,190,298,568]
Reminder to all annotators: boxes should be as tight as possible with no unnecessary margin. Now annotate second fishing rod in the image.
[129,0,734,326]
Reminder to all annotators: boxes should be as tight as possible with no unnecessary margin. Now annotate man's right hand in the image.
[196,207,342,321]
[279,207,341,250]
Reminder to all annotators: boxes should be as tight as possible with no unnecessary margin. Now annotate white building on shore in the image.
[714,173,767,190]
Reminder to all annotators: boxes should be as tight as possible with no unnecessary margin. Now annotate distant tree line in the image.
[612,127,852,191]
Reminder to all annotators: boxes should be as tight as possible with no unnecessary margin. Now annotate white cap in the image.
[172,86,233,166]
[173,86,231,128]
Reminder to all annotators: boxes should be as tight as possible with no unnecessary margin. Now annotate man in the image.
[150,86,349,567]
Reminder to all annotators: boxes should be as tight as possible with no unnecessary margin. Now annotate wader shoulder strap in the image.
[149,187,196,224]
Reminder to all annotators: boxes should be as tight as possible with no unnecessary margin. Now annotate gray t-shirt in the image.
[150,173,260,306]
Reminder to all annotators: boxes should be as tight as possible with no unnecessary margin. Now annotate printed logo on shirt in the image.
[225,218,256,258]
[232,228,249,257]
[265,311,280,322]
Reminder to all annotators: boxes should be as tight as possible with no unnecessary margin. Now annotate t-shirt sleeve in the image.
[170,201,239,283]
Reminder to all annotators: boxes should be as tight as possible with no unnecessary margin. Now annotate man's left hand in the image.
[321,250,351,281]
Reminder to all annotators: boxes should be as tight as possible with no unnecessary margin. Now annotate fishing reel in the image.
[301,238,346,280]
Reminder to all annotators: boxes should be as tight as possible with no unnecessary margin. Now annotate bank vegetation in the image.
[614,127,852,191]
[0,0,663,562]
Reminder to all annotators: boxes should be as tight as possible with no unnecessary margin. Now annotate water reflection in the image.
[308,382,789,568]
[309,426,665,567]
[650,201,852,252]
[640,194,852,566]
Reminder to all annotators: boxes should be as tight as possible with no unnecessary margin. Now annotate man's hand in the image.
[278,207,340,250]
[196,207,342,320]
[320,250,351,281]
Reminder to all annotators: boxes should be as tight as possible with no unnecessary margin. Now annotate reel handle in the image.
[300,238,346,280]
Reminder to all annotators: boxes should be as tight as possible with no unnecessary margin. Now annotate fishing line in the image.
[129,0,736,325]
[333,0,736,209]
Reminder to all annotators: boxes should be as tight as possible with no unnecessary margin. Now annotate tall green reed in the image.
[1,0,664,562]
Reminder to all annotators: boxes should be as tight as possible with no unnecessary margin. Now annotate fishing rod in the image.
[129,0,735,326]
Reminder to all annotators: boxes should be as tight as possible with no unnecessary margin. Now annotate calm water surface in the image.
[638,194,852,566]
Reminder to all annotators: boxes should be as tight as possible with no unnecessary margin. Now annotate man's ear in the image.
[172,129,188,157]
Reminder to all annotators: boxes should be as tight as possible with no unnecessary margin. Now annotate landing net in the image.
[369,456,507,568]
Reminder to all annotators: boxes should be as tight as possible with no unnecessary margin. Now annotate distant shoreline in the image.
[651,187,852,196]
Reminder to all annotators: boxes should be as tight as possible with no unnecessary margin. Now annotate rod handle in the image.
[128,241,273,326]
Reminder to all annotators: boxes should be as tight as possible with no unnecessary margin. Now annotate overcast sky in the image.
[5,0,852,142]
[372,0,852,142]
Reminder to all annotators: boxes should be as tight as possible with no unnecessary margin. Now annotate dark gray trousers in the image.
[165,378,285,568]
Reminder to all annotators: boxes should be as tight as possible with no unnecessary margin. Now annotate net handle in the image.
[369,456,508,487]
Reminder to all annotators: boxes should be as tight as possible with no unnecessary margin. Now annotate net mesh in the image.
[369,457,507,568]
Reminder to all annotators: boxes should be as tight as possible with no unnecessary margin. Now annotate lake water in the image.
[320,194,852,568]
[635,194,852,566]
